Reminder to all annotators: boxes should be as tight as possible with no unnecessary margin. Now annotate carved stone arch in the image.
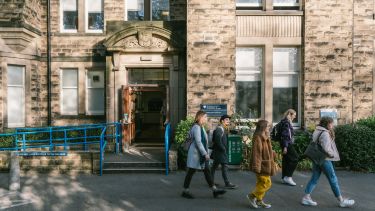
[104,25,183,53]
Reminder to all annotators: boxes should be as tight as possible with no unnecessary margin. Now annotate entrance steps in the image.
[102,144,166,174]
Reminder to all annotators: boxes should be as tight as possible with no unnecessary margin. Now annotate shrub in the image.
[334,124,375,172]
[356,115,375,131]
[174,117,195,169]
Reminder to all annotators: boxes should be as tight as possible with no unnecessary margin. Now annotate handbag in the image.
[304,131,327,166]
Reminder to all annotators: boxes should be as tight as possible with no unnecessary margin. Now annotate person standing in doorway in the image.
[279,109,299,186]
[301,116,355,208]
[211,114,237,189]
[182,110,226,199]
[247,120,276,209]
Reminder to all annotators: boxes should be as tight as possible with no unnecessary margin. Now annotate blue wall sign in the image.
[200,104,227,117]
[320,109,338,126]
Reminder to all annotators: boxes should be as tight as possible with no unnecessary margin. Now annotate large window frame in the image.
[235,47,263,120]
[86,70,105,115]
[61,69,79,115]
[85,0,104,33]
[7,65,25,128]
[273,0,299,7]
[60,0,78,33]
[125,0,170,21]
[272,47,301,126]
[236,0,263,8]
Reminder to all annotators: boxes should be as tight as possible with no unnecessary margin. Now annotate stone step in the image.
[103,161,165,169]
[102,167,166,174]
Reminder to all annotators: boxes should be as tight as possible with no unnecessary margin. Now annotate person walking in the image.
[211,114,237,189]
[301,116,355,208]
[247,120,277,209]
[279,109,299,186]
[182,110,226,199]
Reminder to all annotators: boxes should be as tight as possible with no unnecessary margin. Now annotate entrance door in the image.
[122,85,168,147]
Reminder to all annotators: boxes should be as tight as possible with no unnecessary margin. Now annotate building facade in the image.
[0,0,374,135]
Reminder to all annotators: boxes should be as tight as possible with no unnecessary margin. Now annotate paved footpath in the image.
[0,170,374,211]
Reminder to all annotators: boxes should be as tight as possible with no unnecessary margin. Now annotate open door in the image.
[122,86,136,151]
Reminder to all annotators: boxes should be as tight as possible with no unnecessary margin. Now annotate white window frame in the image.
[235,47,264,121]
[272,47,301,127]
[7,65,25,128]
[85,0,104,33]
[273,0,299,7]
[61,69,79,115]
[125,0,170,21]
[60,0,78,33]
[86,70,105,115]
[236,0,263,7]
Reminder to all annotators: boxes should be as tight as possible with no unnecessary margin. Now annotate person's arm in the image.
[319,132,335,158]
[192,125,208,156]
[280,122,290,154]
[251,136,262,173]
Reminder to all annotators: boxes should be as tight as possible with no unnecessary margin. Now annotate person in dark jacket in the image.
[210,115,237,189]
[279,109,298,186]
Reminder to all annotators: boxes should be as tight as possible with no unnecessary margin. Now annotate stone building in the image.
[0,0,374,140]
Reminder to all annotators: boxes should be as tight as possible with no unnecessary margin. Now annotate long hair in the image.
[318,116,335,139]
[283,109,296,118]
[194,110,207,125]
[253,120,269,137]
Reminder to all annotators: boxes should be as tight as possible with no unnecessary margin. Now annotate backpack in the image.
[270,122,282,142]
[182,128,193,151]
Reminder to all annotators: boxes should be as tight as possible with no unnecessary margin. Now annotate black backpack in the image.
[270,122,282,142]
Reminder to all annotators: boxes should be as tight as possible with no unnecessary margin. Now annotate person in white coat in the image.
[182,110,226,199]
[301,116,355,208]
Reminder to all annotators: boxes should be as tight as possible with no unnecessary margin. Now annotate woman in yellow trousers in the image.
[247,120,278,209]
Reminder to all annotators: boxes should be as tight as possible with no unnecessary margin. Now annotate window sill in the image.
[236,10,303,16]
[55,32,106,36]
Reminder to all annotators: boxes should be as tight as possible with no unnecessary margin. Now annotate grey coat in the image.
[313,126,340,161]
[211,125,228,164]
[186,124,208,170]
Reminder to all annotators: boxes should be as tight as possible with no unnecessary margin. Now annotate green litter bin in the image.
[228,134,242,165]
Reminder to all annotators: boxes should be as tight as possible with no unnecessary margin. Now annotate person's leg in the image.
[304,163,322,194]
[321,161,341,197]
[284,145,299,177]
[203,162,214,188]
[210,160,219,183]
[220,163,230,185]
[251,175,271,201]
[183,168,196,189]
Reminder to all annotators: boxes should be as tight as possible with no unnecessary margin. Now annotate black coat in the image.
[211,126,228,164]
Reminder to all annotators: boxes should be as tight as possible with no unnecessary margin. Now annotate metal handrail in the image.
[100,127,107,176]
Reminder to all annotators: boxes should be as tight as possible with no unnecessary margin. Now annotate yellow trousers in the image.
[250,174,272,201]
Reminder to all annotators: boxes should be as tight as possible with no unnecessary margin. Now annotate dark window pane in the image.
[236,81,261,118]
[63,11,78,30]
[88,12,104,30]
[128,11,144,20]
[272,87,298,123]
[152,0,169,20]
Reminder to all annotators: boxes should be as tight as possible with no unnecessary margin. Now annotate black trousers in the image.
[282,144,299,178]
[183,161,214,189]
[211,160,229,185]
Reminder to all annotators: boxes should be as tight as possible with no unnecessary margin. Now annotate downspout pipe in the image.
[47,0,52,126]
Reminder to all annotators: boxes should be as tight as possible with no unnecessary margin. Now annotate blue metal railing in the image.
[0,122,122,175]
[164,123,171,175]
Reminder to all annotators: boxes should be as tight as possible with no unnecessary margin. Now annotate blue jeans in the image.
[304,160,341,197]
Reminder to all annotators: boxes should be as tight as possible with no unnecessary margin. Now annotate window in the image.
[235,48,263,119]
[272,47,300,124]
[128,68,169,84]
[236,0,262,8]
[126,0,169,21]
[86,71,105,115]
[273,0,299,8]
[86,0,104,32]
[61,69,78,115]
[7,65,25,127]
[60,0,78,32]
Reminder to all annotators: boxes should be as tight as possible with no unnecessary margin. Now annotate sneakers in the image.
[256,200,272,209]
[301,196,318,206]
[213,189,226,198]
[224,183,238,189]
[181,191,194,199]
[282,177,297,186]
[339,198,355,208]
[246,194,258,209]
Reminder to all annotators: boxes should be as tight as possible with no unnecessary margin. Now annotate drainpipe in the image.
[47,0,52,126]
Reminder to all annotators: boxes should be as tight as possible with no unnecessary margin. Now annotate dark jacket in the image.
[280,118,295,149]
[250,133,277,176]
[211,125,228,164]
